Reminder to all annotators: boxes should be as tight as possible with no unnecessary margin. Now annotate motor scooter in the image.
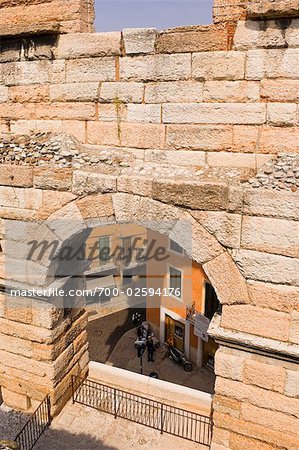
[168,346,193,372]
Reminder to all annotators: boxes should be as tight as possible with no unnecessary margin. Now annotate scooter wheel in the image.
[184,362,193,372]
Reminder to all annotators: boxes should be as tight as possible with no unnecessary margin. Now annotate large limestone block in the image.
[267,103,297,126]
[261,79,299,102]
[259,126,299,153]
[214,348,245,381]
[2,61,51,86]
[72,170,117,196]
[247,280,299,313]
[57,32,122,59]
[246,48,299,80]
[166,124,233,150]
[243,188,299,220]
[163,103,266,125]
[241,216,299,257]
[0,165,33,187]
[289,311,299,344]
[123,28,157,55]
[65,57,116,83]
[127,104,161,123]
[192,51,245,81]
[203,252,249,305]
[247,0,299,18]
[285,369,299,398]
[203,80,260,103]
[192,211,242,248]
[1,388,30,411]
[156,24,228,53]
[145,81,203,103]
[119,53,192,81]
[221,304,290,341]
[215,376,299,418]
[152,179,229,211]
[243,359,286,393]
[234,249,299,286]
[49,82,99,102]
[99,82,144,103]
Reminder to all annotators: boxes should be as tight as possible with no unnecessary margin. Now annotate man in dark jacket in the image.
[146,336,155,362]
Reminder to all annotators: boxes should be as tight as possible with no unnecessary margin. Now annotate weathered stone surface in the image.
[241,216,299,257]
[0,85,9,102]
[145,81,203,103]
[120,54,191,81]
[117,176,152,197]
[192,211,242,248]
[285,369,299,398]
[243,188,299,220]
[57,32,122,59]
[72,170,117,195]
[123,28,157,55]
[221,304,290,341]
[246,48,299,80]
[169,213,224,264]
[99,81,144,103]
[166,124,233,150]
[9,85,49,103]
[267,103,297,126]
[261,79,299,102]
[233,19,297,50]
[33,168,73,191]
[215,348,245,381]
[76,194,114,219]
[243,359,286,393]
[87,121,165,149]
[192,51,245,80]
[289,311,299,345]
[156,24,228,53]
[112,193,140,223]
[2,61,51,86]
[203,252,249,305]
[247,0,299,19]
[215,376,299,418]
[65,57,116,83]
[259,126,299,153]
[1,387,30,411]
[247,280,299,313]
[49,83,99,102]
[152,179,229,210]
[207,152,257,168]
[127,104,161,123]
[234,249,299,286]
[0,165,33,187]
[203,80,260,103]
[163,103,266,125]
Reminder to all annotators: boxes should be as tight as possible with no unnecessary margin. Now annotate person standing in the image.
[146,336,155,362]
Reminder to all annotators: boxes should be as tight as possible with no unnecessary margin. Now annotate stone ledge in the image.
[247,0,299,18]
[209,314,299,362]
[0,22,61,38]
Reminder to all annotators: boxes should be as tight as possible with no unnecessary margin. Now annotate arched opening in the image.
[1,192,248,415]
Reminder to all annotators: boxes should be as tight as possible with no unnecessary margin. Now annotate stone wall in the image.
[0,1,298,449]
[0,0,95,36]
[0,19,298,171]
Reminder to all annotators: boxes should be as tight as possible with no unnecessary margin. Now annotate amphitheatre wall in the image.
[0,1,298,449]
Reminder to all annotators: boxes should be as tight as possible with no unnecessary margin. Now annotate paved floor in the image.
[0,403,29,441]
[34,401,208,450]
[107,329,215,394]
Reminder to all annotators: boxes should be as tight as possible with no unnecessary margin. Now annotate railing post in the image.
[160,404,164,434]
[46,396,52,426]
[114,388,117,419]
[71,376,75,404]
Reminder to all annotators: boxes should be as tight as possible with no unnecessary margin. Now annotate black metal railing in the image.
[15,396,51,450]
[71,375,212,446]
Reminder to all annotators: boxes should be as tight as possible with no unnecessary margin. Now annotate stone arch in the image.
[0,190,249,414]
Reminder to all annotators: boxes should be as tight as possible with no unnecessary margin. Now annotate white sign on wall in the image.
[194,313,210,342]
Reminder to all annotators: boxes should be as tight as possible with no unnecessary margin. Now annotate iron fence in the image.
[71,375,212,447]
[15,396,51,450]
